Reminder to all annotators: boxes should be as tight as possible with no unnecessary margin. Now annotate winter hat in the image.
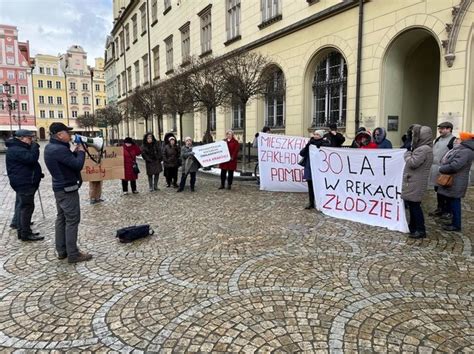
[185,136,192,142]
[168,136,176,142]
[313,130,326,138]
[459,131,474,141]
[124,137,134,144]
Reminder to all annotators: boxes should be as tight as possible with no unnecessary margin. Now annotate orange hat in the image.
[459,131,474,141]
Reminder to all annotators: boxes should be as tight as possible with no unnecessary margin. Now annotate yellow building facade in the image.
[109,0,474,144]
[32,54,67,140]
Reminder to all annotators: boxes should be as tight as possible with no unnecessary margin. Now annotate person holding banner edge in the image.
[300,130,330,209]
[219,130,240,190]
[401,125,433,239]
[177,137,200,192]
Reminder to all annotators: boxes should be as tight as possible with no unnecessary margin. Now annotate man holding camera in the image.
[44,123,92,263]
[6,129,44,241]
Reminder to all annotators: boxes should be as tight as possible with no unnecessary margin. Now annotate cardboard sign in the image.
[258,133,309,192]
[81,146,125,182]
[192,141,230,167]
[309,146,409,233]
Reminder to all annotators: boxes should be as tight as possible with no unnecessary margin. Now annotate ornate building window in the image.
[312,51,347,128]
[265,68,285,128]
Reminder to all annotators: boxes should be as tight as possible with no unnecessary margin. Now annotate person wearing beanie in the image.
[437,132,474,232]
[323,123,345,147]
[350,127,366,148]
[299,130,330,209]
[163,136,180,188]
[122,137,141,194]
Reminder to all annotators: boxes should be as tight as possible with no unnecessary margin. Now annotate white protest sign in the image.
[193,141,230,167]
[309,146,409,233]
[258,133,309,192]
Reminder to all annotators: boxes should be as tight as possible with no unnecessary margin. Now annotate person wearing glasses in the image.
[5,129,44,241]
[44,123,92,263]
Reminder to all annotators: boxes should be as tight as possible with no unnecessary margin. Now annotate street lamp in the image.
[2,81,14,137]
[12,99,26,129]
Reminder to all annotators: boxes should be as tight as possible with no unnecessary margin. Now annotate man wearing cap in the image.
[44,122,92,263]
[323,123,346,147]
[5,129,44,241]
[429,121,456,218]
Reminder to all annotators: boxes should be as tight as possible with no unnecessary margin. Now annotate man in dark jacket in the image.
[44,122,92,263]
[6,129,44,241]
[324,123,345,147]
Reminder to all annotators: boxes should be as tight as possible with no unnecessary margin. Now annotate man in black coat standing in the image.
[324,123,346,147]
[6,129,44,241]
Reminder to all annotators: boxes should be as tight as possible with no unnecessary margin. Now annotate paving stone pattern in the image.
[0,153,473,352]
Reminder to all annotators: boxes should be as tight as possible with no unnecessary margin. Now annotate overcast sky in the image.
[0,0,113,66]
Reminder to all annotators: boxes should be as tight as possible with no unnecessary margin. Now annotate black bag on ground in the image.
[116,224,154,243]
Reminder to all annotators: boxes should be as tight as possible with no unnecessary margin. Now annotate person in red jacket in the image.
[219,130,240,190]
[122,137,142,195]
[354,130,378,149]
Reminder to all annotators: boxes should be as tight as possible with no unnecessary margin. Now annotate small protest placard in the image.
[192,141,230,168]
[80,146,125,182]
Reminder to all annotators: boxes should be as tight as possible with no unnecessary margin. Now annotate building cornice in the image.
[111,0,140,36]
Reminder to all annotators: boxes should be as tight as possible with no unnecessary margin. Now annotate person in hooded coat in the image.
[401,125,433,239]
[163,136,180,188]
[373,127,392,149]
[299,130,330,209]
[353,130,377,149]
[218,130,240,190]
[177,137,201,192]
[142,133,163,192]
[122,137,142,194]
[437,132,474,232]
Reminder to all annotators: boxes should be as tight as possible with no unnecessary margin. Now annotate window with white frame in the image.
[70,82,76,90]
[56,81,61,89]
[165,36,173,73]
[18,72,25,80]
[47,80,52,88]
[140,4,147,34]
[227,0,241,40]
[127,68,132,91]
[153,46,160,78]
[171,112,177,132]
[265,68,285,128]
[72,110,78,118]
[180,23,190,63]
[119,31,124,54]
[142,54,149,83]
[48,96,54,104]
[10,86,15,95]
[40,110,46,118]
[39,67,44,74]
[46,67,51,75]
[49,110,54,118]
[84,111,90,117]
[7,71,14,80]
[58,111,63,118]
[38,80,44,88]
[210,107,216,131]
[125,24,130,48]
[122,72,127,94]
[84,96,89,105]
[39,96,45,104]
[96,98,100,106]
[134,61,140,87]
[20,86,27,95]
[53,68,58,75]
[83,83,88,91]
[151,0,158,23]
[21,102,27,111]
[117,75,121,95]
[57,97,63,105]
[71,96,77,104]
[232,101,243,129]
[95,84,100,91]
[261,0,281,22]
[132,15,138,42]
[200,7,212,54]
[312,51,347,128]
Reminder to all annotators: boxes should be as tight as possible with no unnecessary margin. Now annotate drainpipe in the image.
[145,0,155,136]
[354,0,364,133]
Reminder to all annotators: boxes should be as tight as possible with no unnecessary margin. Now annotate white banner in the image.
[193,141,230,168]
[258,133,309,192]
[310,146,409,233]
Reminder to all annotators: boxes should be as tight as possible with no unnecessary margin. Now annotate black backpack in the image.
[116,224,154,243]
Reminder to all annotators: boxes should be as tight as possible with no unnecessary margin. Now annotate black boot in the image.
[21,233,44,242]
[218,185,225,190]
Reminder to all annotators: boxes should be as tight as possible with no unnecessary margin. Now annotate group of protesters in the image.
[4,120,473,264]
[299,122,474,239]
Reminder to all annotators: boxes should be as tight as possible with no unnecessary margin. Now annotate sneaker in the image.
[123,192,129,195]
[149,188,154,192]
[68,251,93,264]
[440,213,452,220]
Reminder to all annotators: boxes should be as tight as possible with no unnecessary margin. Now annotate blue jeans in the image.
[447,197,461,230]
[405,201,425,233]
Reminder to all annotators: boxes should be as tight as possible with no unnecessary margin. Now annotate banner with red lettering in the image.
[258,133,309,192]
[309,146,409,233]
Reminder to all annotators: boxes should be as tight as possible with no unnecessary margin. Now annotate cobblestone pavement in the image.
[0,153,473,353]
